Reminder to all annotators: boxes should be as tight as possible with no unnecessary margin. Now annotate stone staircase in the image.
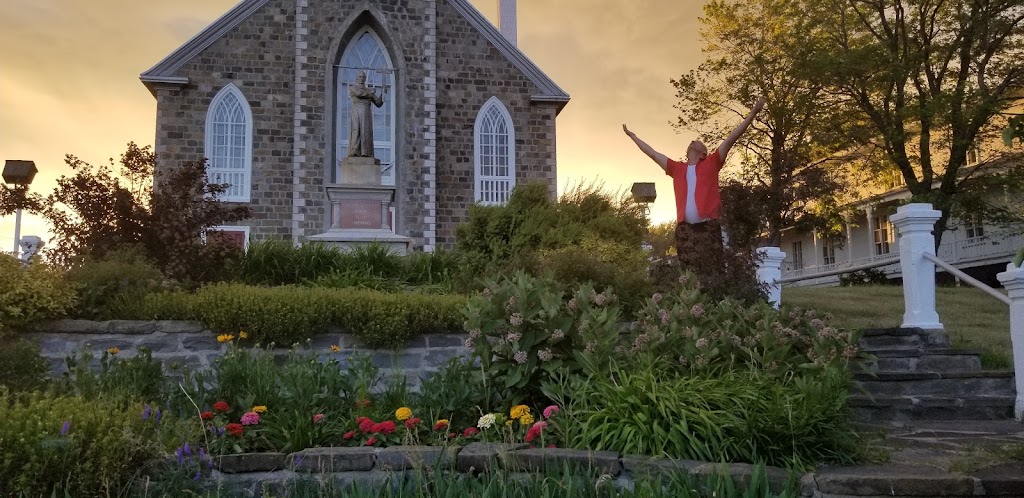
[850,328,1017,422]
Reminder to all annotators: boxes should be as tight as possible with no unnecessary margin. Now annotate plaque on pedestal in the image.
[340,156,381,185]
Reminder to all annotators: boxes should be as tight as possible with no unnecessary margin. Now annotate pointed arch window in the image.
[474,97,516,205]
[205,84,252,202]
[335,28,395,185]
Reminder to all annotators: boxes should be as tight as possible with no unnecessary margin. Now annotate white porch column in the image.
[890,203,943,330]
[757,247,787,308]
[845,216,854,264]
[996,263,1024,420]
[812,229,822,268]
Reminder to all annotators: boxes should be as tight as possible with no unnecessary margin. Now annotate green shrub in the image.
[62,348,168,404]
[238,240,347,286]
[112,284,466,348]
[0,390,167,497]
[0,254,78,335]
[839,268,892,286]
[65,247,166,320]
[464,272,622,404]
[548,361,856,468]
[0,337,49,392]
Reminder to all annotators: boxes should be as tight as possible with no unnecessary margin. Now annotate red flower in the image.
[447,432,457,438]
[525,425,542,443]
[213,401,230,413]
[373,421,396,435]
[313,413,326,423]
[343,431,356,440]
[200,411,214,420]
[358,418,375,433]
[434,420,449,431]
[547,444,557,448]
[463,427,479,437]
[355,399,372,409]
[225,423,244,437]
[404,417,420,429]
[364,437,377,446]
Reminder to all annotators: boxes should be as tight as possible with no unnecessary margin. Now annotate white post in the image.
[890,203,943,330]
[12,207,22,257]
[756,247,786,308]
[996,263,1024,421]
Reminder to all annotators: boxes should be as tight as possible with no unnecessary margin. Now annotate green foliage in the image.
[0,337,49,392]
[65,247,166,320]
[548,362,856,468]
[455,183,648,280]
[62,347,168,404]
[0,390,168,498]
[238,240,349,286]
[416,358,492,425]
[630,272,859,377]
[112,284,466,349]
[463,272,622,404]
[0,254,78,335]
[839,268,891,287]
[1014,247,1024,268]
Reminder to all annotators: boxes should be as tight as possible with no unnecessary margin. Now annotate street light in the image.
[3,160,38,257]
[630,182,657,222]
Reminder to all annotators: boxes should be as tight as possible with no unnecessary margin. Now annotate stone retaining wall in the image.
[146,444,1024,497]
[29,320,470,386]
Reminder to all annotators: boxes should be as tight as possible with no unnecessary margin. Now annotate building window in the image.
[791,241,804,270]
[884,171,905,190]
[474,97,516,205]
[964,214,985,239]
[335,28,395,186]
[205,226,250,251]
[874,215,893,255]
[205,84,253,202]
[822,238,837,266]
[966,145,981,166]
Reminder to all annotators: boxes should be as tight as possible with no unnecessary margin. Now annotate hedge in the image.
[113,283,467,349]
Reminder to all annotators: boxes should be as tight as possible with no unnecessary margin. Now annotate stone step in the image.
[858,327,950,350]
[849,394,1016,423]
[852,371,1016,397]
[855,349,983,373]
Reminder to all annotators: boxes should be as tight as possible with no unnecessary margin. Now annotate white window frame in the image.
[204,84,253,203]
[203,225,251,251]
[966,145,981,166]
[964,214,985,240]
[822,237,837,266]
[474,96,516,205]
[874,215,893,255]
[792,240,804,270]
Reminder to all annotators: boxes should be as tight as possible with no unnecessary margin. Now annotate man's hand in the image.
[754,96,767,111]
[623,124,634,137]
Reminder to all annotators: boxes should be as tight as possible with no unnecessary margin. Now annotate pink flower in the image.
[343,431,356,440]
[513,351,528,364]
[313,413,326,423]
[240,411,261,426]
[690,304,705,318]
[463,427,479,437]
[405,417,420,429]
[358,418,375,433]
[364,437,377,446]
[543,405,560,419]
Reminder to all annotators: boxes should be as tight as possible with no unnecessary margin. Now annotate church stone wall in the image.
[434,0,559,247]
[154,0,298,241]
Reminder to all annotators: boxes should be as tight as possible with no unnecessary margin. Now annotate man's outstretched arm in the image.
[718,96,766,160]
[623,124,669,171]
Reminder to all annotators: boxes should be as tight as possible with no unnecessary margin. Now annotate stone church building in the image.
[140,0,569,252]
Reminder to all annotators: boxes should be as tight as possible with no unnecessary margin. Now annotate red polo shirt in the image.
[666,149,724,222]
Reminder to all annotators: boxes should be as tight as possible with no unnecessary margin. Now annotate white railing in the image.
[757,203,1024,421]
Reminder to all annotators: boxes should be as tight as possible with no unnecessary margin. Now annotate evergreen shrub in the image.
[0,254,78,335]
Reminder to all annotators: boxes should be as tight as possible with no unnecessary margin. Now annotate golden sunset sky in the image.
[0,0,709,251]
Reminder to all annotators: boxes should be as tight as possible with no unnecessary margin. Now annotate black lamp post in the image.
[3,160,38,256]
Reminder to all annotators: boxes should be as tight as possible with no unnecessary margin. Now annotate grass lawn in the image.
[784,285,1012,369]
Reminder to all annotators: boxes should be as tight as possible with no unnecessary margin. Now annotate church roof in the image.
[139,0,571,106]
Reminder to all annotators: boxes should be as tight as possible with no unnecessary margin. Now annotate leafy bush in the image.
[630,271,859,377]
[463,272,622,404]
[416,358,492,425]
[548,361,856,468]
[112,284,466,348]
[0,254,78,335]
[0,391,167,497]
[0,338,49,392]
[238,240,347,286]
[62,348,168,404]
[65,247,166,320]
[839,268,892,286]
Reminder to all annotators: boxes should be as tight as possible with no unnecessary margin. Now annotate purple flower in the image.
[183,442,192,456]
[193,471,202,482]
[141,404,152,421]
[175,447,184,466]
[198,447,206,461]
[59,420,70,436]
[155,409,163,424]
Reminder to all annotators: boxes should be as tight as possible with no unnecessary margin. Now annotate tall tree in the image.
[803,0,1024,244]
[673,0,854,246]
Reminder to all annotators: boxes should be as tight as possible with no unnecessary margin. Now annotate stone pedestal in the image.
[310,157,411,255]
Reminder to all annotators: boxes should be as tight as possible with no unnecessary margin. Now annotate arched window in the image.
[336,28,395,185]
[205,84,252,202]
[474,97,515,205]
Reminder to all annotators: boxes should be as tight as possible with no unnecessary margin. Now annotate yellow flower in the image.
[217,334,235,343]
[239,331,249,339]
[252,405,267,413]
[395,407,413,421]
[510,405,531,420]
[519,414,535,426]
[505,419,514,426]
[106,347,120,355]
[329,345,341,353]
